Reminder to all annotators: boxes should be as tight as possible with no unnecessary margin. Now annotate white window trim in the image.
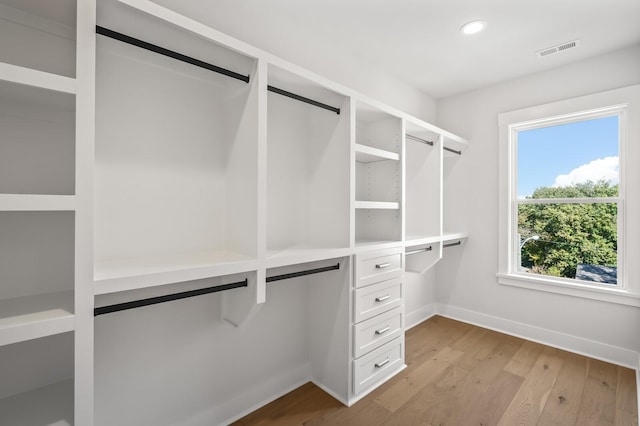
[498,85,640,307]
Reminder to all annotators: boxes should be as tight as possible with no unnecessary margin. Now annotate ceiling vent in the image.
[536,40,581,58]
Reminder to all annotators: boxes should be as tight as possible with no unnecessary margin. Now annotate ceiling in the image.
[151,0,640,99]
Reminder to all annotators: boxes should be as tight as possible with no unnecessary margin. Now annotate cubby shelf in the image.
[0,62,76,94]
[0,291,74,347]
[355,143,399,163]
[354,201,400,210]
[0,194,76,211]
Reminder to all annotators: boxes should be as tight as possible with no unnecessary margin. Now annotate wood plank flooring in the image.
[232,316,638,426]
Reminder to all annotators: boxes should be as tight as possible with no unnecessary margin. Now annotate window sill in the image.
[497,273,640,307]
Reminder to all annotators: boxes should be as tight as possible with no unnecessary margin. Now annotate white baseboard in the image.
[312,380,349,406]
[435,303,639,370]
[637,355,640,424]
[180,362,311,426]
[405,303,437,330]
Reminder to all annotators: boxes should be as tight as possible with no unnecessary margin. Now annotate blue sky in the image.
[517,115,619,197]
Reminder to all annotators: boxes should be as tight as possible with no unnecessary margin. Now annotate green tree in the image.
[518,180,617,278]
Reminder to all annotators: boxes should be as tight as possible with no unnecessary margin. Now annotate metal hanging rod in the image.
[94,279,248,316]
[96,26,250,83]
[406,134,434,146]
[266,263,340,283]
[443,241,462,248]
[267,85,340,115]
[406,246,433,256]
[444,146,462,155]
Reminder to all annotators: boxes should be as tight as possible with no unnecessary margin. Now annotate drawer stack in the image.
[352,247,405,395]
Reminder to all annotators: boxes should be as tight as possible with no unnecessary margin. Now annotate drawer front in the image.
[355,247,403,288]
[353,277,402,323]
[353,337,404,395]
[353,306,403,358]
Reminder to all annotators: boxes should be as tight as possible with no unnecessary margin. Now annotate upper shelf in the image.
[442,231,469,242]
[94,250,258,295]
[355,144,399,163]
[0,62,76,94]
[0,194,76,211]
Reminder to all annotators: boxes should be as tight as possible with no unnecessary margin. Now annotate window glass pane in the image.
[517,116,619,199]
[518,202,618,285]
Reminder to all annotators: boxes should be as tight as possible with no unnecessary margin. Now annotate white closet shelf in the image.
[354,240,403,252]
[355,144,399,163]
[265,245,352,269]
[94,250,258,295]
[0,290,74,347]
[0,194,76,211]
[0,62,76,94]
[404,235,441,248]
[442,231,469,243]
[0,379,73,426]
[355,201,400,210]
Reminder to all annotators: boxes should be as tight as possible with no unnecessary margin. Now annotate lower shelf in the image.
[0,379,73,426]
[0,290,74,347]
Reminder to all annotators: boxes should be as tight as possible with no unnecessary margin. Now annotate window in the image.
[498,85,640,306]
[515,111,622,286]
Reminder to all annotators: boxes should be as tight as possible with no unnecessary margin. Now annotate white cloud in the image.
[553,156,619,187]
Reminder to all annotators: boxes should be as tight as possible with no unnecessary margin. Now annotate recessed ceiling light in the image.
[460,20,487,35]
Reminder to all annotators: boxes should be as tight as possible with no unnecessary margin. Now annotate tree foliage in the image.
[518,180,618,278]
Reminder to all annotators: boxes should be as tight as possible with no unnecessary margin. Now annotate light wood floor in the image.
[233,316,638,426]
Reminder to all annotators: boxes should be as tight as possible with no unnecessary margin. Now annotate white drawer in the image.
[353,276,402,323]
[354,247,403,288]
[353,306,403,358]
[353,336,404,395]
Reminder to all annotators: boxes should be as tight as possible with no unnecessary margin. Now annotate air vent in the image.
[536,40,581,58]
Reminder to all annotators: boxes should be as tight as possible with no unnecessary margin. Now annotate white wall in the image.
[435,44,640,365]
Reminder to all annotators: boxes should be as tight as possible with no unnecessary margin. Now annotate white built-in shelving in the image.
[1,0,469,423]
[0,0,79,422]
[354,102,403,246]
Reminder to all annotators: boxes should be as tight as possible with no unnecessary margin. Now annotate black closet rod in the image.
[406,246,433,256]
[267,85,340,115]
[444,146,462,155]
[94,279,249,316]
[443,241,462,248]
[266,263,340,283]
[406,134,434,146]
[96,26,251,83]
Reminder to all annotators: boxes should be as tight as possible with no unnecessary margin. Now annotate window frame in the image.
[497,87,640,307]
